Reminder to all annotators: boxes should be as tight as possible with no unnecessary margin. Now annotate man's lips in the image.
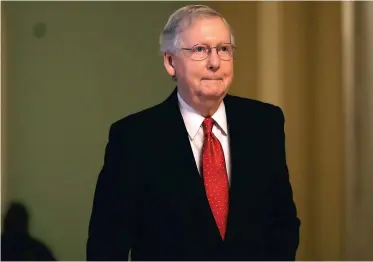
[201,77,223,80]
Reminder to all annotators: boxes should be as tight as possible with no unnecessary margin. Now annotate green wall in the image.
[2,2,197,260]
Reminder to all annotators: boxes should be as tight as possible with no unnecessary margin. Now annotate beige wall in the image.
[345,2,373,260]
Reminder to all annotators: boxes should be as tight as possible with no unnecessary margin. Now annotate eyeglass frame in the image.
[178,43,236,61]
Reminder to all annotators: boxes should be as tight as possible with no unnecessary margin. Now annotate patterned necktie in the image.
[201,117,229,240]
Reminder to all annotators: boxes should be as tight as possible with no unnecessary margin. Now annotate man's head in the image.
[160,5,235,116]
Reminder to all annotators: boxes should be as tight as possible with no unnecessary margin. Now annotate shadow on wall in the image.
[1,202,57,261]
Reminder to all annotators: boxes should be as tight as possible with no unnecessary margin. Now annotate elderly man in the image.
[87,4,300,261]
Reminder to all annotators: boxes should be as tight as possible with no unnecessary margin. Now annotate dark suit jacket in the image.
[87,88,300,261]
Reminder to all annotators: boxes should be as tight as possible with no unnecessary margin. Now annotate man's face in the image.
[164,16,234,108]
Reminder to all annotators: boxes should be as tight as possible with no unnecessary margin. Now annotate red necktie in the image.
[201,117,229,240]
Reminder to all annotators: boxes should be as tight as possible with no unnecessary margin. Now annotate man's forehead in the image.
[180,17,231,44]
[187,17,228,31]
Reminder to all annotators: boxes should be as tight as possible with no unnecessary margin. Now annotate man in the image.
[87,4,300,261]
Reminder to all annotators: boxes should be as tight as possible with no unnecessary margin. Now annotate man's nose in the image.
[207,49,221,71]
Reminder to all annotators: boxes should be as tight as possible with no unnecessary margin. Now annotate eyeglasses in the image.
[180,43,236,61]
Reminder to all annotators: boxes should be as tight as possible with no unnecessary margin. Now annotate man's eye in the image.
[194,46,206,52]
[220,46,229,52]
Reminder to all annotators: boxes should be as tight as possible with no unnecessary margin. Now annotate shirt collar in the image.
[177,92,228,140]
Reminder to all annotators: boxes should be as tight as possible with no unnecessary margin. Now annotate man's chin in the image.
[197,89,226,101]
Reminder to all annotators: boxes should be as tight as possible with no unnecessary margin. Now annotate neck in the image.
[178,90,223,117]
[195,102,220,117]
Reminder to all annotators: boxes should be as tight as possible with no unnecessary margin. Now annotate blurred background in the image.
[1,1,372,260]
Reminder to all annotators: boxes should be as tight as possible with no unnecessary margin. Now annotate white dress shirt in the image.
[177,93,231,184]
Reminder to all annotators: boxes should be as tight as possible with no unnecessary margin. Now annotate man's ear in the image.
[163,53,176,77]
[169,56,174,68]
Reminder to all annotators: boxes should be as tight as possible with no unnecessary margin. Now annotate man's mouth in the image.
[201,77,223,80]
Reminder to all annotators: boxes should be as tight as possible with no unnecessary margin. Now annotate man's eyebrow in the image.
[196,41,232,46]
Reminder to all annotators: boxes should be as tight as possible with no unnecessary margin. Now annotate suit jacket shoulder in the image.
[109,92,286,143]
[224,94,285,132]
[109,103,165,136]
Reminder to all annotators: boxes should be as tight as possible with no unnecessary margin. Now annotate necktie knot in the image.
[202,117,215,136]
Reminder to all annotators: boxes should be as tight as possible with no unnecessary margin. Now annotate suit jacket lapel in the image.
[160,88,223,241]
[223,94,260,241]
[162,88,201,186]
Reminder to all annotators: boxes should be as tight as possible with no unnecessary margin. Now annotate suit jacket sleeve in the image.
[87,121,140,261]
[268,106,301,261]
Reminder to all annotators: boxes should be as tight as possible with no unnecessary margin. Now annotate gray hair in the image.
[160,5,235,54]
